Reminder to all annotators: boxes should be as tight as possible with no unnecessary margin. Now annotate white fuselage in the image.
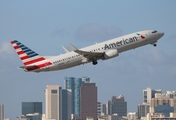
[34,30,164,72]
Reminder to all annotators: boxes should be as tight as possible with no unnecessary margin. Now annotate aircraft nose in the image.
[159,32,164,37]
[157,32,164,39]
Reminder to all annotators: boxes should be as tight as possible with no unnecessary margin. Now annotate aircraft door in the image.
[65,58,70,64]
[44,62,50,71]
[144,33,148,43]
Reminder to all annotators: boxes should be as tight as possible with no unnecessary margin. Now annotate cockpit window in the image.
[152,30,157,33]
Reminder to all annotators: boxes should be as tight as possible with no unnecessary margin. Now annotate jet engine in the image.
[103,49,119,60]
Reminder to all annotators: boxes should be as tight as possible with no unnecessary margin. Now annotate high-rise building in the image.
[150,93,176,115]
[16,115,26,120]
[97,102,106,117]
[45,85,62,120]
[102,104,106,115]
[143,87,162,104]
[97,102,102,117]
[62,89,72,120]
[4,118,10,120]
[127,112,138,120]
[26,113,42,120]
[138,104,149,118]
[64,76,90,116]
[0,104,4,120]
[155,103,174,117]
[17,113,41,120]
[22,102,42,115]
[80,83,97,119]
[137,87,162,118]
[166,91,176,98]
[107,95,127,116]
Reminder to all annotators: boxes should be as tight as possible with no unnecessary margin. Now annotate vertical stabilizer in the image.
[11,40,46,66]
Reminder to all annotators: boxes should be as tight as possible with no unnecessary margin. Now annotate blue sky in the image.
[0,1,176,119]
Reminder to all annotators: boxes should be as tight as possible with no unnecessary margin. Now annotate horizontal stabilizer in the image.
[62,45,70,53]
[19,65,39,71]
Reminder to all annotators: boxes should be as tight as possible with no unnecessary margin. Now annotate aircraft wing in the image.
[74,49,104,59]
[69,43,104,59]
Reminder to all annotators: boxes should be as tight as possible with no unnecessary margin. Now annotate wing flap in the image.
[69,43,104,60]
[75,49,104,59]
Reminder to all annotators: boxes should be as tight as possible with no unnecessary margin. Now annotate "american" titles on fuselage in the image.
[104,36,138,50]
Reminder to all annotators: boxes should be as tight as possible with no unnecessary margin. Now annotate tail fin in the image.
[11,40,46,66]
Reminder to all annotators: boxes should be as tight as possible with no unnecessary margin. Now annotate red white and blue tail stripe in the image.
[11,40,52,72]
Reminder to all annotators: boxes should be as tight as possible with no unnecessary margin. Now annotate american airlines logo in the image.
[136,33,145,39]
[104,36,138,50]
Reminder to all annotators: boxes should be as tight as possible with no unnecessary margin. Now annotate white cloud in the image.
[0,41,14,58]
[136,46,176,75]
[100,46,176,79]
[0,41,16,72]
[136,47,167,65]
[51,28,69,38]
[75,23,122,42]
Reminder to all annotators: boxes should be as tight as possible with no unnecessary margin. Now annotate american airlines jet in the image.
[11,30,164,72]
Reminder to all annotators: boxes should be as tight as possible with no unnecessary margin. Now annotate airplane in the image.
[11,30,164,72]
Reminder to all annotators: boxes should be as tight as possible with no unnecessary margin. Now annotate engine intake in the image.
[103,49,119,60]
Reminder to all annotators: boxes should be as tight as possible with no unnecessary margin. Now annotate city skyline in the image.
[2,81,176,119]
[1,83,176,120]
[1,1,176,119]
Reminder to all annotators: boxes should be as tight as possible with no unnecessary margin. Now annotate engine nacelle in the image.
[103,49,119,60]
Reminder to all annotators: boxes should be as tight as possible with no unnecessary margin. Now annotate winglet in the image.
[62,45,70,53]
[69,43,78,51]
